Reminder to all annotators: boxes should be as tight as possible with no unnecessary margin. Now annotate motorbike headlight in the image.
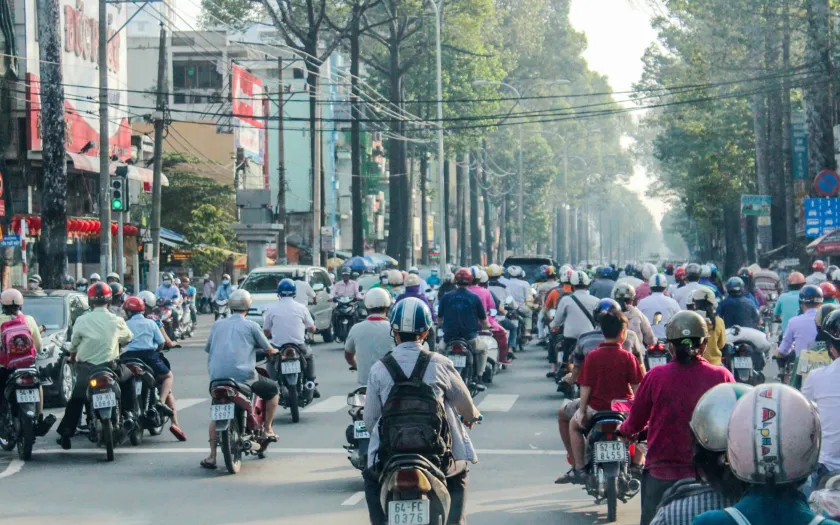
[38,344,55,359]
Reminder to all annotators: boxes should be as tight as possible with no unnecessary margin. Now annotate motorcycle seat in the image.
[379,453,448,483]
[209,378,252,397]
[88,364,118,379]
[590,411,627,425]
[121,357,153,371]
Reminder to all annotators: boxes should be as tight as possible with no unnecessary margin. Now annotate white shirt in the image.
[263,297,315,346]
[806,272,828,286]
[550,290,600,339]
[637,292,682,340]
[294,280,316,306]
[672,281,703,310]
[803,358,840,470]
[505,278,532,306]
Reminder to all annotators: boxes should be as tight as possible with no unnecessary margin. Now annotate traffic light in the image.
[111,167,129,212]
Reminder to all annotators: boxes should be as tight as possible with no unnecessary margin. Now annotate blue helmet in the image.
[594,298,622,324]
[799,284,824,305]
[277,278,296,297]
[389,297,433,335]
[599,266,613,278]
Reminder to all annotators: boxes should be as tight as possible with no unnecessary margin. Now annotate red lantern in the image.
[94,221,101,234]
[11,217,20,234]
[34,217,42,230]
[111,223,118,236]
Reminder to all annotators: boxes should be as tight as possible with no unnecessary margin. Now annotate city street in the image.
[0,314,641,524]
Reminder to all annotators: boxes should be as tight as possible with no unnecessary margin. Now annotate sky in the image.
[569,0,668,225]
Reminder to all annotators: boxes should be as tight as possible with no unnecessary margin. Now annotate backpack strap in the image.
[409,350,433,381]
[807,517,826,525]
[724,507,752,525]
[381,353,409,383]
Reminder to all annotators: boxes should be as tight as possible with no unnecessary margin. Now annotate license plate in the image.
[134,380,142,396]
[556,350,564,363]
[92,392,117,409]
[15,389,39,403]
[281,360,302,374]
[734,356,752,370]
[388,500,430,525]
[210,403,235,421]
[354,420,370,439]
[594,441,627,463]
[450,355,467,368]
[648,356,667,368]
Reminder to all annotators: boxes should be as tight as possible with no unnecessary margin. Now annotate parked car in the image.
[23,290,87,407]
[240,266,335,341]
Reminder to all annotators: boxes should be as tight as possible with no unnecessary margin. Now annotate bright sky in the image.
[569,0,668,225]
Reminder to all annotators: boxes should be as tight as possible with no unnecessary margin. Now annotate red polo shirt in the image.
[577,342,644,411]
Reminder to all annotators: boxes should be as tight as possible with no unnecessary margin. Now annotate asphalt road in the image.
[0,314,641,525]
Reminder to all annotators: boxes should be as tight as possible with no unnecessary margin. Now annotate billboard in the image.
[232,64,265,167]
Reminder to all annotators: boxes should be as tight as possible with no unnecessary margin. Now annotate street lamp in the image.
[430,0,446,277]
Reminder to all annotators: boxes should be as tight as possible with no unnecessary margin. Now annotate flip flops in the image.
[170,425,187,442]
[199,458,217,470]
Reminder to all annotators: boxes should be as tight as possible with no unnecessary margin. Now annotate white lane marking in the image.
[32,447,565,456]
[0,459,24,479]
[177,398,206,411]
[477,449,566,456]
[303,396,347,413]
[341,492,366,506]
[477,394,518,412]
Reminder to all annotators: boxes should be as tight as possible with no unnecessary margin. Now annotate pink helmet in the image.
[727,384,821,485]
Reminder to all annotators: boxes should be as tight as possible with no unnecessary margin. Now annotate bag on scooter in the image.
[0,314,37,369]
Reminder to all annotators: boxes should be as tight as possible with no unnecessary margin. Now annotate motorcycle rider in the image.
[700,265,721,298]
[638,275,681,340]
[27,274,42,291]
[108,283,126,317]
[649,383,752,525]
[775,272,807,335]
[549,271,600,379]
[617,263,644,289]
[363,297,481,525]
[488,265,519,354]
[717,277,761,329]
[345,288,394,385]
[737,268,766,309]
[62,275,75,290]
[262,279,319,397]
[619,311,735,525]
[331,267,363,301]
[664,263,676,286]
[590,266,617,300]
[505,266,536,344]
[55,283,136,449]
[669,266,687,296]
[635,263,660,301]
[397,274,437,351]
[612,282,656,348]
[106,272,121,285]
[123,296,186,441]
[750,262,783,299]
[427,268,442,287]
[201,275,215,313]
[673,263,704,310]
[180,277,197,326]
[213,273,233,309]
[692,288,728,366]
[156,272,182,329]
[89,273,101,285]
[693,385,836,525]
[75,278,88,293]
[789,303,839,390]
[371,270,391,291]
[807,259,829,286]
[777,284,823,363]
[202,289,280,469]
[438,271,457,298]
[536,266,559,343]
[408,266,428,293]
[469,269,511,366]
[821,282,839,305]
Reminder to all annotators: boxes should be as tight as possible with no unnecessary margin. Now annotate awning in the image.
[807,229,840,256]
[160,227,187,248]
[27,151,168,187]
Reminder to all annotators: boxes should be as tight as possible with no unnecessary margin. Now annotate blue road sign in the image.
[0,235,20,247]
[805,199,840,238]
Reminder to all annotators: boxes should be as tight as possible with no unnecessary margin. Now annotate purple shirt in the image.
[395,285,436,321]
[779,308,818,357]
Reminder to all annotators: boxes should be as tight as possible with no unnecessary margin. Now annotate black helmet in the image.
[799,284,824,305]
[87,282,113,306]
[822,309,840,342]
[725,277,744,295]
[109,283,125,303]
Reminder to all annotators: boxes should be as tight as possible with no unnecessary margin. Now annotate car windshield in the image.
[503,258,555,284]
[21,297,67,330]
[240,271,301,293]
[357,275,380,292]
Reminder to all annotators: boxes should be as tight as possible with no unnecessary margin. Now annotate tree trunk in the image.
[725,200,747,277]
[306,60,323,266]
[481,147,493,264]
[503,191,511,259]
[443,158,451,264]
[765,6,786,248]
[804,0,836,186]
[457,156,467,267]
[469,152,481,265]
[420,153,429,264]
[385,40,405,266]
[751,91,770,254]
[782,0,796,245]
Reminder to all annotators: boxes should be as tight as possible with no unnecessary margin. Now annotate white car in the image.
[239,265,335,342]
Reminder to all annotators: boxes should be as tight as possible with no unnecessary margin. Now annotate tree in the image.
[183,203,238,275]
[160,152,235,235]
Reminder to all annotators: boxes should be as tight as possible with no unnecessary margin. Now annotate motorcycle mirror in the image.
[39,325,46,334]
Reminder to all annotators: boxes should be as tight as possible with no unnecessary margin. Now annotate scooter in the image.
[156,299,178,341]
[178,302,195,339]
[477,330,499,384]
[214,299,230,320]
[645,340,671,370]
[333,296,357,343]
[725,325,769,385]
[121,348,178,440]
[85,365,137,461]
[343,386,368,471]
[0,368,54,460]
[270,343,315,423]
[443,339,484,397]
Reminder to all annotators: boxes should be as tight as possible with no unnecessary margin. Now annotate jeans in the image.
[363,463,469,525]
[57,361,137,437]
[640,470,678,525]
[188,304,197,324]
[499,318,517,351]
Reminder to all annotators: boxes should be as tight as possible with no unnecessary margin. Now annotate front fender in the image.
[600,461,621,478]
[214,419,230,432]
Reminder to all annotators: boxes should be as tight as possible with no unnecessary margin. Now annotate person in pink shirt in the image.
[331,268,363,300]
[469,268,511,365]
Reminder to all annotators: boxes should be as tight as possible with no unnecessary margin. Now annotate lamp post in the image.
[430,0,446,277]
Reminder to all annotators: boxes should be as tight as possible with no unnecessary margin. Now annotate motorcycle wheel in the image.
[321,325,334,343]
[101,419,115,462]
[0,414,15,451]
[606,475,618,522]
[220,418,242,474]
[288,386,300,423]
[129,400,144,446]
[17,416,34,460]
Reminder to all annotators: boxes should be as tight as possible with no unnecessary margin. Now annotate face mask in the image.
[381,279,388,285]
[222,280,230,285]
[163,280,172,287]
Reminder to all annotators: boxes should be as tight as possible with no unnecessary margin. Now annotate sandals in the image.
[555,469,585,485]
[200,458,217,470]
[170,425,187,442]
[264,431,278,442]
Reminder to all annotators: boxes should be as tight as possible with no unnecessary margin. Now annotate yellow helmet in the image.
[486,264,503,278]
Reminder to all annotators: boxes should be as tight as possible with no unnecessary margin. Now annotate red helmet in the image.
[674,267,686,280]
[820,282,838,301]
[788,271,806,285]
[87,282,112,304]
[814,260,826,272]
[123,296,145,313]
[454,268,473,285]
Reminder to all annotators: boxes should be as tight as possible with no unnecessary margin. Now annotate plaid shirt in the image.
[650,480,736,525]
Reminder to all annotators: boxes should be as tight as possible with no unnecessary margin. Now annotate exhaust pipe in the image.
[304,381,316,392]
[627,478,641,493]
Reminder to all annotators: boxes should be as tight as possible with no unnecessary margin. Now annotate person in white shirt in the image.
[638,274,682,340]
[263,279,319,397]
[294,277,317,307]
[807,259,828,286]
[549,270,600,378]
[672,263,704,310]
[344,288,394,385]
[505,266,536,340]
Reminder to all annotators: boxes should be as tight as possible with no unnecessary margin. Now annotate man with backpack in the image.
[363,297,482,525]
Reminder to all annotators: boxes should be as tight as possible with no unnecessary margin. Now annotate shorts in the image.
[245,374,280,400]
[127,350,170,376]
[560,399,596,421]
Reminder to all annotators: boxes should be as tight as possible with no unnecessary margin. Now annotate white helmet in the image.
[387,269,404,286]
[364,287,392,310]
[106,272,121,282]
[89,273,101,282]
[700,264,712,278]
[727,384,821,485]
[408,266,420,275]
[174,278,181,286]
[508,266,522,278]
[641,263,658,281]
[478,270,489,284]
[0,289,24,306]
[138,290,157,308]
[612,282,636,301]
[570,270,590,287]
[229,289,252,312]
[405,274,421,287]
[28,274,42,284]
[690,383,754,453]
[649,274,669,290]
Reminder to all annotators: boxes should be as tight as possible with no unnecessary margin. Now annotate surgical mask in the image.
[163,280,172,287]
[222,279,230,285]
[381,278,388,285]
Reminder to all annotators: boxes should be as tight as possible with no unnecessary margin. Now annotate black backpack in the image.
[378,351,452,465]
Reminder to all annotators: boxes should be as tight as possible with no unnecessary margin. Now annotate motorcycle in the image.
[214,299,230,320]
[725,325,769,385]
[443,338,484,397]
[0,367,53,460]
[810,470,840,519]
[209,367,274,474]
[333,296,357,343]
[178,302,195,339]
[121,350,177,440]
[477,330,499,384]
[270,343,315,422]
[644,340,671,370]
[343,386,368,471]
[157,299,178,341]
[85,365,137,461]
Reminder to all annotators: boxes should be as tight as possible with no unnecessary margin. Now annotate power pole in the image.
[276,56,288,264]
[420,153,429,264]
[36,0,67,289]
[149,23,167,289]
[98,0,111,275]
[469,152,481,264]
[350,4,364,257]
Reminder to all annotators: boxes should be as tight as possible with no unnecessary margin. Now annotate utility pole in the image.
[420,153,429,264]
[36,0,68,289]
[431,0,446,276]
[98,0,111,275]
[469,151,481,264]
[276,56,288,263]
[350,4,364,258]
[149,23,167,290]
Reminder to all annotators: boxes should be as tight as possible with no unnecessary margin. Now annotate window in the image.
[310,270,331,292]
[172,61,222,90]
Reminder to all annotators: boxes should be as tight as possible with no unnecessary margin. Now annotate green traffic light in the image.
[112,200,123,210]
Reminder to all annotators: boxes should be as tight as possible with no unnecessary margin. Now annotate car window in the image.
[311,270,331,291]
[241,271,298,293]
[21,297,67,330]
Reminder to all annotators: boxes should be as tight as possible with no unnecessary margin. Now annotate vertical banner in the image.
[792,111,809,232]
[231,64,265,171]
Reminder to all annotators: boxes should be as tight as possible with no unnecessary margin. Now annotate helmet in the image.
[0,289,23,306]
[570,270,590,287]
[174,278,181,286]
[389,297,433,335]
[161,272,173,281]
[380,270,389,281]
[612,283,636,301]
[828,265,839,277]
[725,277,745,295]
[799,284,824,305]
[486,264,503,278]
[507,266,522,278]
[700,265,712,278]
[138,291,156,308]
[404,274,421,287]
[832,269,840,282]
[89,273,101,282]
[221,273,231,281]
[788,272,806,286]
[649,274,668,290]
[820,282,838,301]
[690,383,754,452]
[87,282,112,304]
[408,266,420,275]
[109,283,124,300]
[538,265,551,279]
[430,268,439,275]
[822,309,840,342]
[709,263,719,276]
[666,310,708,340]
[106,272,120,282]
[341,267,351,276]
[63,275,74,284]
[229,289,252,312]
[727,384,821,485]
[477,270,489,284]
[737,267,753,280]
[641,263,658,281]
[387,269,404,286]
[594,298,622,320]
[364,288,392,310]
[455,268,473,285]
[685,263,701,279]
[816,303,840,328]
[599,266,613,278]
[674,266,687,280]
[666,263,674,273]
[28,274,41,284]
[123,296,145,313]
[693,286,718,307]
[814,260,827,272]
[277,278,297,297]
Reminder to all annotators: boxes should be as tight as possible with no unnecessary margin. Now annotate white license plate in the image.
[15,389,40,403]
[450,355,467,368]
[734,356,752,370]
[594,441,627,463]
[281,360,302,374]
[354,420,370,439]
[92,392,117,409]
[134,380,142,396]
[388,500,430,525]
[211,403,235,421]
[648,356,667,368]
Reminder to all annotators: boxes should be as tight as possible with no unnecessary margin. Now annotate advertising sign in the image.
[792,111,808,180]
[804,198,840,238]
[232,64,265,166]
[740,195,771,216]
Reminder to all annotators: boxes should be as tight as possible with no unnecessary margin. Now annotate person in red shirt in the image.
[558,303,645,485]
[619,310,734,525]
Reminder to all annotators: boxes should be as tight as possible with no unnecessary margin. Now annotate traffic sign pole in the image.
[117,212,125,283]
